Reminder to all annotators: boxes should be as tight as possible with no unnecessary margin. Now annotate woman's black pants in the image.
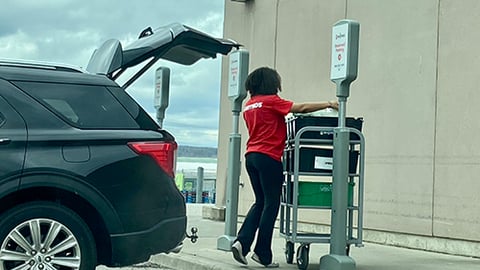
[236,152,283,265]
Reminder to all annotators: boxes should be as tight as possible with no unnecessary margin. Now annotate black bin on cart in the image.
[286,115,363,141]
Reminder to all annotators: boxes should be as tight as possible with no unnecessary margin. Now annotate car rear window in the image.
[13,81,139,129]
[107,86,158,130]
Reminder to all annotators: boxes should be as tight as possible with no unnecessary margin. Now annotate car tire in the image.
[0,201,97,270]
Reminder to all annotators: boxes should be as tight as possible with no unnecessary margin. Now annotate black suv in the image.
[0,23,238,270]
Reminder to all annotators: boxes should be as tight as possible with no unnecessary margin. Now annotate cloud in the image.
[0,31,39,59]
[0,0,226,147]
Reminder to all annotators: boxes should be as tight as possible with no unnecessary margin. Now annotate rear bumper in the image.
[108,215,187,266]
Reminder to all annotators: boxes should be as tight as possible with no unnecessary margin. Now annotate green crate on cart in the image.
[298,181,354,207]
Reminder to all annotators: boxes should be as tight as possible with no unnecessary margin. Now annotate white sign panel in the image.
[154,67,170,109]
[228,51,240,99]
[154,70,163,108]
[330,23,349,81]
[314,156,333,171]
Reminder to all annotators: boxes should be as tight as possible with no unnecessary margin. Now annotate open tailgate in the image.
[86,23,240,88]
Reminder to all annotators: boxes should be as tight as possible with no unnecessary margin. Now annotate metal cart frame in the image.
[279,126,365,269]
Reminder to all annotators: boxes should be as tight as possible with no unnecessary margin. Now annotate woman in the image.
[231,67,338,267]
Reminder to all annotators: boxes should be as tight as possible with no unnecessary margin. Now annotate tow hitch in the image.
[186,227,198,243]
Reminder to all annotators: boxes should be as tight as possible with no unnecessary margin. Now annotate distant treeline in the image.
[177,145,217,158]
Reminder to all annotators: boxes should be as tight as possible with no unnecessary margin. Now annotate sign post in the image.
[320,19,359,270]
[154,67,171,128]
[217,49,249,251]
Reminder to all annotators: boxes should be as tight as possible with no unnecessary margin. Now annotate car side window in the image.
[0,94,26,130]
[13,82,139,129]
[0,112,5,128]
[42,98,79,123]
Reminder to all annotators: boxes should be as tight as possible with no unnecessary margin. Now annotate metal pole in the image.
[196,167,204,204]
[217,49,249,251]
[225,110,241,233]
[320,19,359,270]
[320,86,356,270]
[330,95,349,255]
[217,108,242,251]
[156,109,164,129]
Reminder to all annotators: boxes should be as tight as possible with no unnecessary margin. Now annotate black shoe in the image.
[231,241,248,265]
[251,253,279,268]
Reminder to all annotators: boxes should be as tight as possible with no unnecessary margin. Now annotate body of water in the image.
[176,157,217,172]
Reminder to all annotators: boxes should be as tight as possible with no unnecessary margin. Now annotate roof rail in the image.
[0,58,84,73]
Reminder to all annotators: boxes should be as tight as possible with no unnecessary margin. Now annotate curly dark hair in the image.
[244,67,282,96]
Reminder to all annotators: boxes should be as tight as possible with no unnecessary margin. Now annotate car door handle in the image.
[0,138,11,145]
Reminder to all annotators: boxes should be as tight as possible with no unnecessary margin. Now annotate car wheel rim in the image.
[1,218,81,270]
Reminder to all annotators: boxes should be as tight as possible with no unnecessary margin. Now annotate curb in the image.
[152,251,232,270]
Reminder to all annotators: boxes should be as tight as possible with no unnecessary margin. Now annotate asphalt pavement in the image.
[100,204,480,270]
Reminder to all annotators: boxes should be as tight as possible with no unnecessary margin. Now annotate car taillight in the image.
[128,141,177,178]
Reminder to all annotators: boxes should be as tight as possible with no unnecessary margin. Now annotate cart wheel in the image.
[285,241,295,264]
[296,244,309,270]
[346,244,351,256]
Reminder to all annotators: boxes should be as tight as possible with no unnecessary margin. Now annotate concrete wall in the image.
[217,0,480,255]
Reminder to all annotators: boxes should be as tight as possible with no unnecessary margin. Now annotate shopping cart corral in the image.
[280,116,365,270]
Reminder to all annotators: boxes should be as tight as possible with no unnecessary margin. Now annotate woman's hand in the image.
[328,100,339,110]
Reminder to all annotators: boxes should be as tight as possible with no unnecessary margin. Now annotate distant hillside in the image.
[177,145,217,158]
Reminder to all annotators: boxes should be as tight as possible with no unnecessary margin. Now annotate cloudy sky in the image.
[0,0,229,147]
